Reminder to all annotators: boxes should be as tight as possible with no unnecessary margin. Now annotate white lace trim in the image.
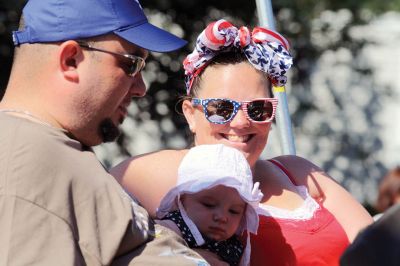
[256,185,320,220]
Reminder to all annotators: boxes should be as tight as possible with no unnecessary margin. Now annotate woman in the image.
[111,19,373,265]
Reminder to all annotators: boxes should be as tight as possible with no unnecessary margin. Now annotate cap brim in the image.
[115,22,187,52]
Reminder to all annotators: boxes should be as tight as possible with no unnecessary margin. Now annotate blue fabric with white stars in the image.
[162,210,244,266]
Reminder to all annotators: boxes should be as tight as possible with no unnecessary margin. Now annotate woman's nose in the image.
[229,109,250,128]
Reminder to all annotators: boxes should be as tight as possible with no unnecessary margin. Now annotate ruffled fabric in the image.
[183,19,293,95]
[256,185,320,220]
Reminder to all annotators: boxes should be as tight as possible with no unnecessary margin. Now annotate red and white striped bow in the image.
[183,19,293,95]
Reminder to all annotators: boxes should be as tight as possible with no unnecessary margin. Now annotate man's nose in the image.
[129,73,146,97]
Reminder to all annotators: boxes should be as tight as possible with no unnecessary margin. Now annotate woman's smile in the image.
[220,133,253,143]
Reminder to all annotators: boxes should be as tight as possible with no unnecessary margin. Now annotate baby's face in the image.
[181,185,246,241]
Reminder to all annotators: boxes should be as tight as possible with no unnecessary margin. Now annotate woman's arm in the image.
[110,149,188,217]
[273,155,373,242]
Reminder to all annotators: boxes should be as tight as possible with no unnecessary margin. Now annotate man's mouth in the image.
[116,105,129,124]
[118,105,128,117]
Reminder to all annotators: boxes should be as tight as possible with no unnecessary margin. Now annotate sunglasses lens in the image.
[247,100,273,121]
[128,58,145,76]
[205,99,235,123]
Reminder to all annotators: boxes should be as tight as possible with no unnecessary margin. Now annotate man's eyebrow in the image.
[131,49,148,59]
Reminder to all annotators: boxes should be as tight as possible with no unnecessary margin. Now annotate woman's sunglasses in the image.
[191,98,278,124]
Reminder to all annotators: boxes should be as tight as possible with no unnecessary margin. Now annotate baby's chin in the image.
[204,232,229,242]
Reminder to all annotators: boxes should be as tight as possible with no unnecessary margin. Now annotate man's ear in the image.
[182,99,196,133]
[58,40,82,82]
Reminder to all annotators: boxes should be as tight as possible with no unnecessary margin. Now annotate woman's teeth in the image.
[224,134,250,142]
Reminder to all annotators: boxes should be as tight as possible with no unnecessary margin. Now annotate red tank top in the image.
[250,160,350,266]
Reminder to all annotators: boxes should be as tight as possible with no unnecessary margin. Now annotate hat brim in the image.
[156,179,260,234]
[115,22,187,52]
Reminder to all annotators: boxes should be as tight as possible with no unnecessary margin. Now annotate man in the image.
[0,0,208,265]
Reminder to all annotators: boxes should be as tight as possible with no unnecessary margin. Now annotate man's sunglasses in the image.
[77,41,146,77]
[191,98,278,124]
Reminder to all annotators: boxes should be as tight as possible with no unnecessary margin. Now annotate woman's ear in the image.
[182,99,196,133]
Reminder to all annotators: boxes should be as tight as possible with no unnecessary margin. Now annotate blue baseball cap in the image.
[12,0,187,52]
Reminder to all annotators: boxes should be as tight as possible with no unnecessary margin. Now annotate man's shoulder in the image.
[0,112,81,152]
[0,113,115,204]
[340,204,400,266]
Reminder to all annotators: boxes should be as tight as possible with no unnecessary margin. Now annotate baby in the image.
[156,144,263,266]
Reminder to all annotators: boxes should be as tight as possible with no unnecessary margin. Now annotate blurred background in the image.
[1,0,400,213]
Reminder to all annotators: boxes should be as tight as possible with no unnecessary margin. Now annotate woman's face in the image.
[183,62,272,167]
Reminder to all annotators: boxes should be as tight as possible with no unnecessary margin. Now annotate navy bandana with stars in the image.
[163,210,244,266]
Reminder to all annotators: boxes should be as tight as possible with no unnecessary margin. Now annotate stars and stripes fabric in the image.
[162,210,244,266]
[183,19,293,95]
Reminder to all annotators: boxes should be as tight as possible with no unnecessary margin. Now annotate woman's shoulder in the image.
[267,155,325,178]
[121,148,189,164]
[256,155,322,175]
[134,149,189,166]
[255,155,329,198]
[110,149,190,217]
[270,154,320,167]
[110,149,189,176]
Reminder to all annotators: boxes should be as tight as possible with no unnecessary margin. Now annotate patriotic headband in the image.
[183,19,293,95]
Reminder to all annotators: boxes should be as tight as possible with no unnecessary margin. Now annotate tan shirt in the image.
[0,112,207,266]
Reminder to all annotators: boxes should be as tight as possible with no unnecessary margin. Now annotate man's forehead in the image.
[102,34,149,59]
[133,46,148,59]
[114,35,148,58]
